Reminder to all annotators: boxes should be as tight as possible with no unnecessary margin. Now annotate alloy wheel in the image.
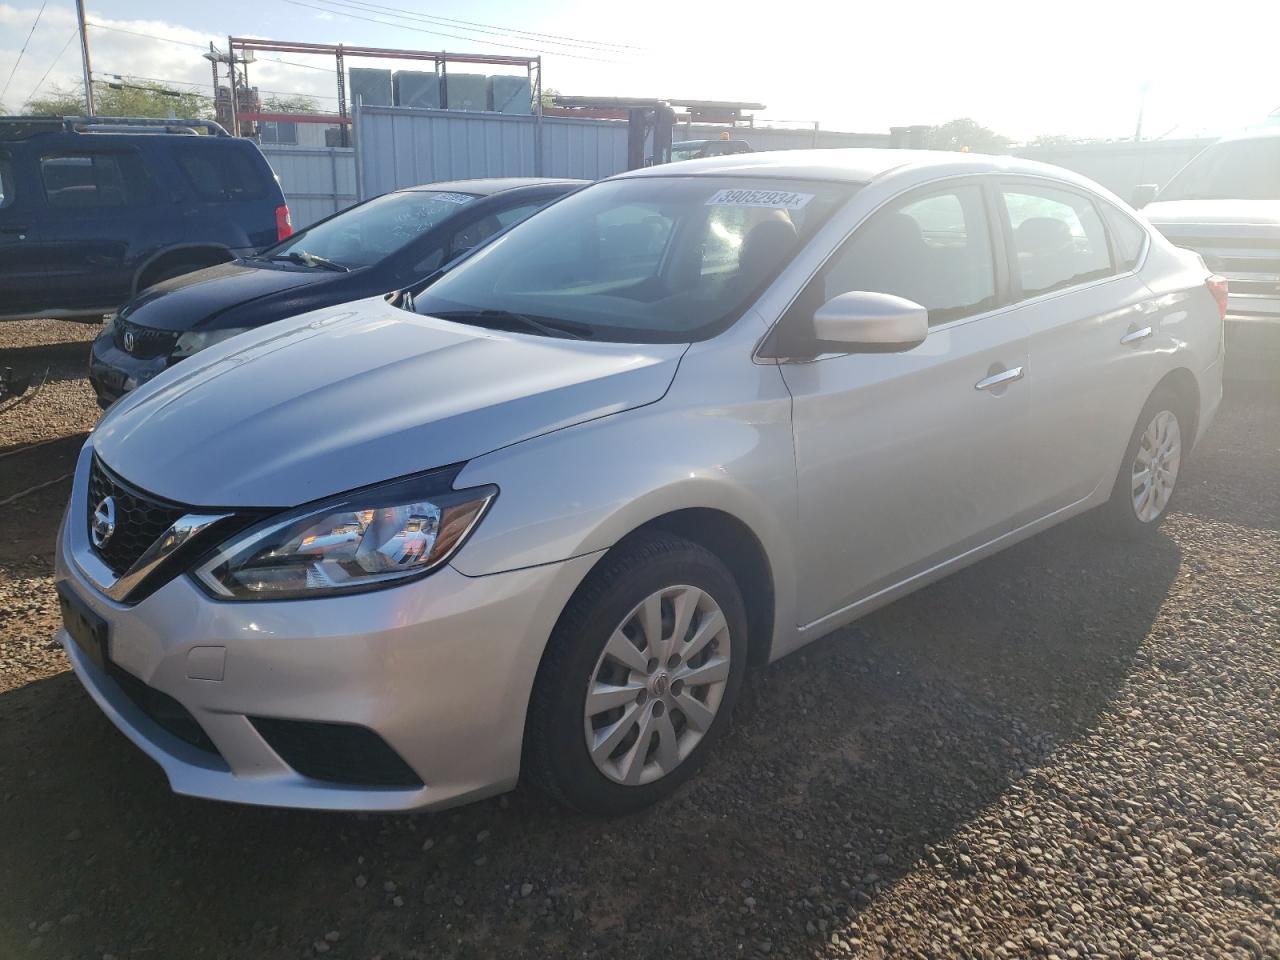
[583,584,732,786]
[1131,409,1181,523]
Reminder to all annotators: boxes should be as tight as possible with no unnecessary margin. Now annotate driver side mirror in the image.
[1130,184,1159,209]
[812,291,929,353]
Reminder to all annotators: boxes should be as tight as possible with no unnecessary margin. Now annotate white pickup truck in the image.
[1135,128,1280,380]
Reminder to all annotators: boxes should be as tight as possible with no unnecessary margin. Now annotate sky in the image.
[2,0,1278,142]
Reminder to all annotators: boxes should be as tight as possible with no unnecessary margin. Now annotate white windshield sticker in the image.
[705,188,813,210]
[431,192,476,205]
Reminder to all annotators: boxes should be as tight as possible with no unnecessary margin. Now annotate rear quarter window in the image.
[1100,203,1148,271]
[174,144,269,202]
[0,156,14,208]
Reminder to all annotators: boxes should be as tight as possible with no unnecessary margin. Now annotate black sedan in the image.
[88,177,585,408]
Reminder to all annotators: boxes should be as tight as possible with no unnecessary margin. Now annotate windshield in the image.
[413,176,849,342]
[270,189,479,268]
[1159,138,1280,202]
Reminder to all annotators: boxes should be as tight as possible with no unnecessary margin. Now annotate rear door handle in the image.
[974,366,1024,391]
[1120,325,1153,345]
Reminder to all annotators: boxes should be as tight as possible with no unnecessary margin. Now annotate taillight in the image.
[1206,274,1228,321]
[275,204,293,242]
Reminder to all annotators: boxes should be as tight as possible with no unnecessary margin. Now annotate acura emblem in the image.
[91,496,116,548]
[122,330,136,353]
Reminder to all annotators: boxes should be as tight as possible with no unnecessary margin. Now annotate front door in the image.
[780,180,1031,626]
[0,148,50,318]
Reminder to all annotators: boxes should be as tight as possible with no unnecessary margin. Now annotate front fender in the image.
[450,334,800,649]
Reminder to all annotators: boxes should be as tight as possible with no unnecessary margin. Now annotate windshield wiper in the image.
[265,251,349,272]
[433,309,593,340]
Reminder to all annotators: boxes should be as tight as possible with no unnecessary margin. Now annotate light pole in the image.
[1134,81,1151,142]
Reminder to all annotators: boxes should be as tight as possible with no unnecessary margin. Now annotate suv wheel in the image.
[524,532,748,814]
[1100,387,1186,537]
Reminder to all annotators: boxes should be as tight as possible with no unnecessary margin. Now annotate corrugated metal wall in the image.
[353,106,630,198]
[1012,138,1212,198]
[261,145,357,227]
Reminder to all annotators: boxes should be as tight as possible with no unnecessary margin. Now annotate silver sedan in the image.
[56,149,1224,814]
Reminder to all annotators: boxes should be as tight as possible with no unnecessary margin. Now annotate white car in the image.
[56,149,1225,815]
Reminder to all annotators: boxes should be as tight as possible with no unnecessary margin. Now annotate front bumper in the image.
[87,334,168,409]
[55,449,600,811]
[1225,314,1280,382]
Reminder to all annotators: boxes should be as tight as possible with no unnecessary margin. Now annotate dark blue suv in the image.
[0,116,290,322]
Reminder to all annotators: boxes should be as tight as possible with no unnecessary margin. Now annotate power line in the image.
[95,69,341,103]
[282,0,624,63]
[0,0,50,104]
[85,22,334,73]
[24,27,79,105]
[318,0,644,53]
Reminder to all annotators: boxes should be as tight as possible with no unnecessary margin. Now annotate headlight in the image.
[193,471,496,600]
[171,327,251,360]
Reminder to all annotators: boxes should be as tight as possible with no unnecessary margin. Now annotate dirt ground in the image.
[1,319,1277,960]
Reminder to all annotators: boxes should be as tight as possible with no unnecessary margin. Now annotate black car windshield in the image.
[270,189,479,268]
[413,176,850,342]
[1159,137,1280,202]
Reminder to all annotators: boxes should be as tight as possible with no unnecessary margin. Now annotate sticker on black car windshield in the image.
[705,188,814,210]
[430,193,477,205]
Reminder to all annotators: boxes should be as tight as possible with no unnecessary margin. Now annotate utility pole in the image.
[1134,81,1150,143]
[76,0,94,116]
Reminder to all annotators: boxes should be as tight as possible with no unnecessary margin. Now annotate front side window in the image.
[272,189,479,269]
[811,183,997,326]
[413,176,850,342]
[0,156,14,209]
[1158,137,1280,202]
[1002,184,1112,297]
[39,151,147,209]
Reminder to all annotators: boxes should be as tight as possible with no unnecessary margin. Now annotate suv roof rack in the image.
[0,116,229,140]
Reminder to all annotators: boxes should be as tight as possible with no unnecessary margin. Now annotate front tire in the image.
[524,532,748,815]
[1099,387,1186,538]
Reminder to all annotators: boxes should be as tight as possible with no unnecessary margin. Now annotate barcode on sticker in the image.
[706,188,813,210]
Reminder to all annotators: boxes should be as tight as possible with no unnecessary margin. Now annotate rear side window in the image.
[1001,184,1113,297]
[1100,203,1147,272]
[815,183,997,326]
[175,145,268,202]
[0,157,14,208]
[39,151,149,209]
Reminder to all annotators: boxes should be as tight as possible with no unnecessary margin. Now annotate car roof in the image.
[398,177,588,196]
[615,147,1093,188]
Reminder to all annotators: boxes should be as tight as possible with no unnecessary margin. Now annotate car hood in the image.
[122,260,338,331]
[92,297,687,507]
[1144,199,1280,228]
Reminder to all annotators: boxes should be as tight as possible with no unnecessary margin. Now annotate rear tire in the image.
[1098,387,1186,539]
[524,532,748,815]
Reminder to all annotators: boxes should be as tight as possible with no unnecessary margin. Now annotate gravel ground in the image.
[0,319,1277,960]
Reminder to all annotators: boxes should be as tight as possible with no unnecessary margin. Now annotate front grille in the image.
[115,316,180,360]
[106,662,222,758]
[250,717,424,788]
[88,456,187,576]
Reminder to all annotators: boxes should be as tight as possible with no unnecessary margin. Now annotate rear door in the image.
[168,140,280,251]
[32,140,168,311]
[0,145,50,317]
[993,179,1159,519]
[781,179,1031,626]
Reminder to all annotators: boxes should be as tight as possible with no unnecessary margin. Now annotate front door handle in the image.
[0,225,29,235]
[1120,325,1153,345]
[974,366,1024,391]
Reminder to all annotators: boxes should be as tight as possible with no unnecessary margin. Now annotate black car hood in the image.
[122,260,348,332]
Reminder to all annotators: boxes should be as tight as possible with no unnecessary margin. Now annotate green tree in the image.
[928,117,1010,154]
[24,81,212,120]
[261,94,322,114]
